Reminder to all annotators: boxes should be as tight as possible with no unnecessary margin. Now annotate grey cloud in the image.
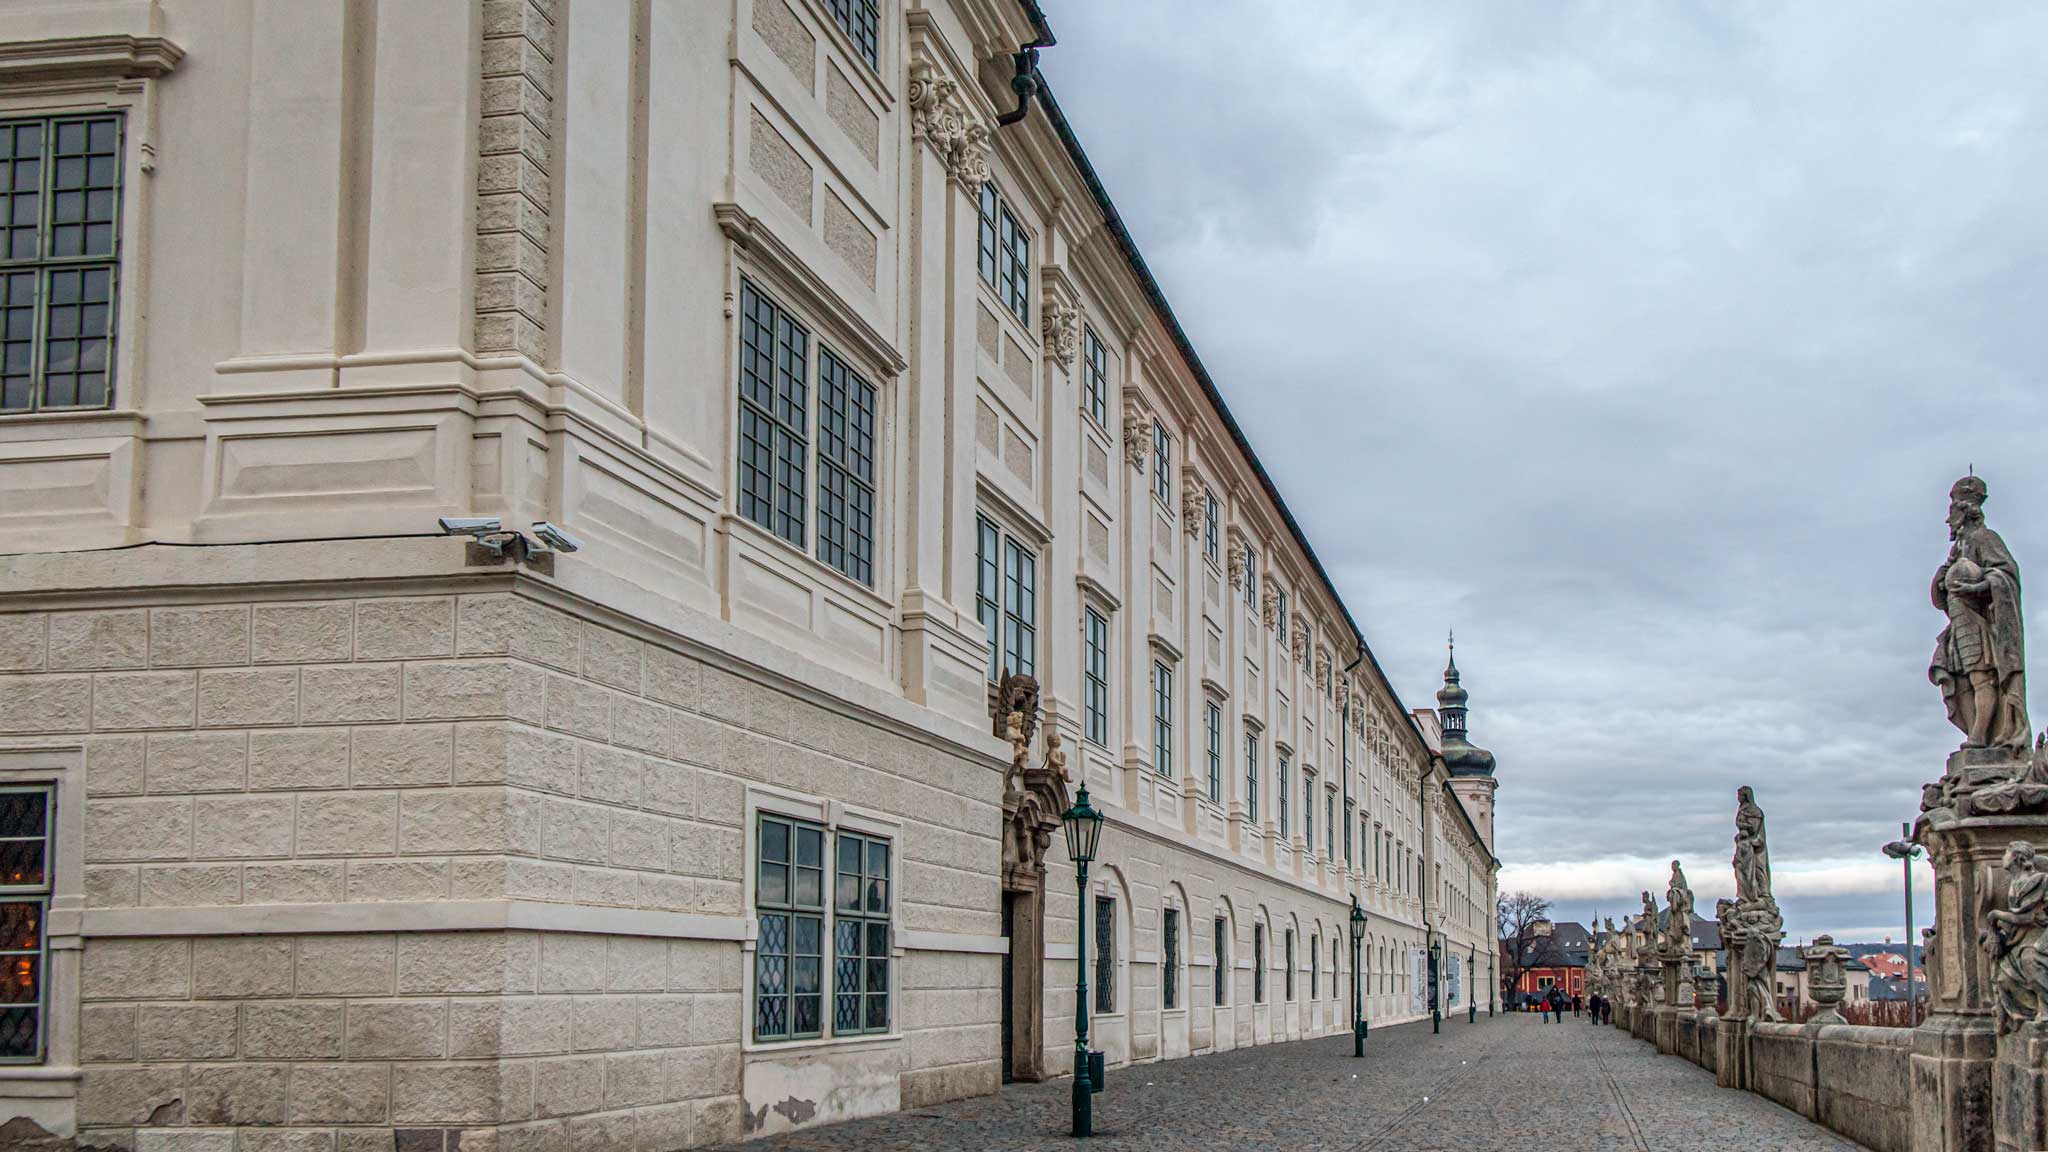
[1038,0,2048,940]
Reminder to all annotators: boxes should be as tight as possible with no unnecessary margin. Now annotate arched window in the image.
[1310,933,1319,1002]
[1254,922,1267,1004]
[1213,912,1230,1006]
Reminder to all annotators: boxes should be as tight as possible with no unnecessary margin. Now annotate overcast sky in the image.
[1038,1,2048,944]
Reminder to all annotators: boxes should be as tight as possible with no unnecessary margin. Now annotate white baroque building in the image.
[0,0,1500,1148]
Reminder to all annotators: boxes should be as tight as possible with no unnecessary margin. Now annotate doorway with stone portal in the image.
[999,737,1068,1083]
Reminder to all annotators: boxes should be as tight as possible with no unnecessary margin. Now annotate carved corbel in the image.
[1041,295,1079,371]
[1226,533,1248,590]
[1316,653,1332,693]
[1260,587,1280,629]
[1180,475,1205,537]
[1122,401,1151,472]
[951,121,992,188]
[1290,621,1309,666]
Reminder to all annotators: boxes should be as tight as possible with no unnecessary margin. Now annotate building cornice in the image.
[0,34,183,87]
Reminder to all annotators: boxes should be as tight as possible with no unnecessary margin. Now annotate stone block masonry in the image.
[0,588,1007,1151]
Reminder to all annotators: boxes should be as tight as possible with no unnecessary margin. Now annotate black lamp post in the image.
[1062,785,1106,1138]
[1883,821,1925,1027]
[1428,935,1442,1034]
[1349,896,1368,1056]
[1468,944,1477,1023]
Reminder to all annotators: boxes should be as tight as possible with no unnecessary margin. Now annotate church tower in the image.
[1438,636,1499,851]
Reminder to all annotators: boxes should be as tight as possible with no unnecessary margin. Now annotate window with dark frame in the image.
[1150,420,1171,504]
[1327,790,1336,860]
[833,831,891,1035]
[977,183,1029,324]
[1285,929,1296,1001]
[1244,546,1258,609]
[1277,752,1290,837]
[1276,588,1289,636]
[1311,935,1319,1001]
[737,280,878,585]
[1163,907,1180,1010]
[1303,769,1315,850]
[0,788,50,1062]
[1082,326,1108,428]
[977,518,1036,682]
[1213,917,1228,1006]
[1152,661,1173,776]
[1203,699,1222,805]
[1332,940,1340,999]
[754,815,825,1041]
[1083,608,1108,746]
[824,0,880,70]
[0,115,121,414]
[1094,894,1115,1013]
[815,348,876,585]
[1245,729,1259,821]
[1202,491,1219,565]
[1254,924,1266,1003]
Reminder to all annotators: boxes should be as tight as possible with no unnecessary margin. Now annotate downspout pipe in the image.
[996,3,1056,127]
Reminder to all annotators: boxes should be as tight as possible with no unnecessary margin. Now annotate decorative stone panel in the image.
[477,0,558,359]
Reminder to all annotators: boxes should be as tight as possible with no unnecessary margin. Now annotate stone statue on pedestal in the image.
[1932,475,2030,753]
[1738,903,1784,1021]
[1734,786,1772,904]
[1805,935,1852,1025]
[1726,786,1785,1022]
[1986,840,2048,1035]
[1666,860,1695,953]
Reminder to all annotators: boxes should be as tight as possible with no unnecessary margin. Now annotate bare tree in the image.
[1497,891,1552,1005]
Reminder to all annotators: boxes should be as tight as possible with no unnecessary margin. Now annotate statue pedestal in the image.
[1912,805,2048,1152]
[1993,1024,2048,1152]
[1656,954,1685,1054]
[1718,1015,1752,1089]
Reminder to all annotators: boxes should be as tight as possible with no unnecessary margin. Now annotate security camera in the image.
[438,516,504,537]
[531,522,582,553]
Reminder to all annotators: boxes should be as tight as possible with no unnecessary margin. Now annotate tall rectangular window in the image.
[1094,895,1115,1013]
[1151,420,1171,504]
[1244,547,1258,609]
[976,518,1000,680]
[1311,935,1319,1001]
[978,183,1029,323]
[737,281,809,547]
[833,832,891,1034]
[1152,661,1173,776]
[1244,730,1260,821]
[825,0,880,69]
[1203,700,1222,804]
[1213,917,1228,1006]
[1327,790,1336,859]
[755,815,825,1040]
[1254,925,1266,1003]
[0,115,121,413]
[1082,608,1109,746]
[1277,753,1290,836]
[1162,908,1180,1010]
[1082,326,1108,427]
[1285,930,1296,1001]
[0,788,51,1061]
[1003,536,1036,679]
[815,348,876,584]
[1202,492,1219,565]
[1276,588,1289,636]
[1303,769,1315,849]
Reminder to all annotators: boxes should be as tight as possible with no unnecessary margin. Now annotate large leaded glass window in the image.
[815,348,876,584]
[1152,661,1172,776]
[1162,907,1180,1010]
[0,788,49,1061]
[1082,326,1108,428]
[824,0,879,70]
[1,115,122,413]
[1083,608,1108,746]
[754,815,825,1040]
[833,831,890,1035]
[1094,894,1115,1013]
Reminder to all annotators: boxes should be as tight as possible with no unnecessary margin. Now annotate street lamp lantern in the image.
[1062,785,1106,1138]
[1883,821,1925,1027]
[1063,786,1104,867]
[1349,896,1368,1056]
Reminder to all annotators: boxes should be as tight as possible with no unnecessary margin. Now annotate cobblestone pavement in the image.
[715,1012,1871,1151]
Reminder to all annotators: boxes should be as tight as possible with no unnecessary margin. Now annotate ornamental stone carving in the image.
[1042,295,1079,371]
[1726,785,1785,1020]
[1315,653,1332,694]
[1931,474,2030,753]
[1122,407,1149,472]
[1665,859,1694,953]
[1986,839,2048,1035]
[1803,935,1852,1025]
[1227,536,1248,589]
[908,61,988,186]
[1734,785,1772,904]
[952,122,991,187]
[1291,621,1309,666]
[1261,587,1280,629]
[1180,477,1205,537]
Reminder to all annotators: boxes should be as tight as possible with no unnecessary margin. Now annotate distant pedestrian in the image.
[1572,993,1583,1017]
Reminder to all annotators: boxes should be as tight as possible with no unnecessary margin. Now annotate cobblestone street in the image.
[716,1013,1870,1151]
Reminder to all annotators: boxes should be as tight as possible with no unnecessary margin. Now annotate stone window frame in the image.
[1081,324,1109,430]
[0,745,84,1129]
[1089,866,1131,1022]
[1309,930,1318,1004]
[1252,918,1267,1005]
[1211,907,1230,1007]
[1149,419,1171,507]
[0,112,124,414]
[1150,658,1173,778]
[976,512,1039,684]
[1160,900,1181,1013]
[1201,695,1222,807]
[740,784,904,1055]
[733,275,885,590]
[1242,722,1260,823]
[0,783,55,1063]
[821,0,882,72]
[1284,926,1296,1003]
[1275,746,1290,839]
[976,181,1030,326]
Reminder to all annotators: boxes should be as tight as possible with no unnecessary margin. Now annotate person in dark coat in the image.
[1572,992,1583,1017]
